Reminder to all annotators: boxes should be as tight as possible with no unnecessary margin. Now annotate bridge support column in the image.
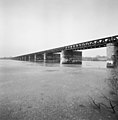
[24,56,26,61]
[61,50,82,64]
[28,56,31,61]
[21,57,23,61]
[23,56,25,61]
[43,53,46,62]
[107,43,118,68]
[36,54,44,61]
[22,57,24,61]
[43,53,60,62]
[26,56,28,61]
[34,54,37,62]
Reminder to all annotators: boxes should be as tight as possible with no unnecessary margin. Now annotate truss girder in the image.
[14,35,118,59]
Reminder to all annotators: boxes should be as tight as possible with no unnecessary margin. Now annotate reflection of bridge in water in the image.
[12,35,118,68]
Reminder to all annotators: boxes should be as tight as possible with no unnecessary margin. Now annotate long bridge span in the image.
[12,35,118,68]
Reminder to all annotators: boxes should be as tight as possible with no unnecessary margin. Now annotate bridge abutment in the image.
[107,43,118,68]
[60,50,82,64]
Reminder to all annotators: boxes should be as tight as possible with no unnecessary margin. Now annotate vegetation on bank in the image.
[89,68,118,119]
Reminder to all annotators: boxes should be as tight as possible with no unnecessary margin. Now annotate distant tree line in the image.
[82,55,107,61]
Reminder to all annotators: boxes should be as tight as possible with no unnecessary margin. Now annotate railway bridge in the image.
[12,35,118,68]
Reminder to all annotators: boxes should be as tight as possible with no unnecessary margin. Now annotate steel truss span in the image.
[14,35,118,58]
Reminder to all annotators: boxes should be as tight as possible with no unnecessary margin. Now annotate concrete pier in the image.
[107,43,118,68]
[44,53,60,62]
[22,57,24,61]
[44,53,46,61]
[36,54,44,61]
[61,50,82,64]
[28,56,31,61]
[34,54,37,62]
[24,56,26,61]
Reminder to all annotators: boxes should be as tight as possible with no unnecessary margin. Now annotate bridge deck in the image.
[14,35,118,58]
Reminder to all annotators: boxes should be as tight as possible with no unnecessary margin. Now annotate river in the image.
[0,60,118,120]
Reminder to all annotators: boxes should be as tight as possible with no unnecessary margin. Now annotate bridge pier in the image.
[43,53,60,62]
[26,56,29,61]
[61,50,82,64]
[28,56,31,61]
[22,57,24,61]
[36,54,44,61]
[34,54,37,61]
[44,53,46,62]
[107,43,118,68]
[24,56,26,61]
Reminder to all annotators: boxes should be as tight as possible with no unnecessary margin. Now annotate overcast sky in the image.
[0,0,118,57]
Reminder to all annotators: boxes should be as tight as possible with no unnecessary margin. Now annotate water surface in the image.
[0,60,118,120]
